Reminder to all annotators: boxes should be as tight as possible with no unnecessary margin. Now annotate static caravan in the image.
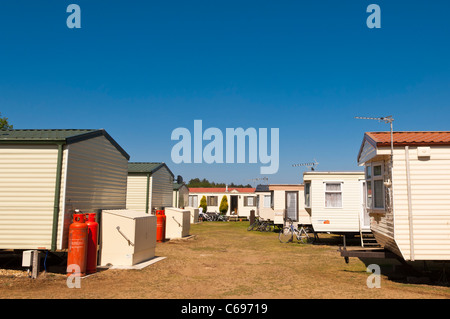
[0,129,129,251]
[357,131,450,262]
[302,171,369,235]
[187,187,256,218]
[255,184,274,221]
[269,184,311,226]
[126,162,174,214]
[173,182,189,208]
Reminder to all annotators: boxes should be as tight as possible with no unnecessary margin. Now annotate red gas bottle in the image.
[67,211,88,277]
[85,213,99,274]
[156,210,166,243]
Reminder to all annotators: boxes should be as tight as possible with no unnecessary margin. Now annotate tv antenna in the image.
[248,177,269,186]
[355,115,394,163]
[292,159,319,171]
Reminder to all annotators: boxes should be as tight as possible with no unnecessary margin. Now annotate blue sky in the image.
[1,1,449,185]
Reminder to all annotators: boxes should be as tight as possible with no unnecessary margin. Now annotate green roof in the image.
[0,129,96,141]
[0,129,130,160]
[128,162,174,177]
[173,182,187,191]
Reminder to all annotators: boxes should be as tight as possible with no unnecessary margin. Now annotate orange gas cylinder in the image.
[156,210,166,243]
[85,213,99,275]
[67,211,88,277]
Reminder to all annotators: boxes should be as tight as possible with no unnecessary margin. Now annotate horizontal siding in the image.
[150,167,173,210]
[307,173,364,233]
[392,146,450,260]
[273,189,310,224]
[126,175,148,212]
[61,136,128,249]
[0,145,59,249]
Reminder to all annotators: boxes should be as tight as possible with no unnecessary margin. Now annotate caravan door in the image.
[285,191,298,222]
[361,181,370,230]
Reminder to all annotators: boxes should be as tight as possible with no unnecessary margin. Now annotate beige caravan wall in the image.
[60,136,128,249]
[0,144,60,250]
[150,166,173,211]
[126,175,148,212]
[305,173,364,233]
[270,185,310,224]
[391,146,450,261]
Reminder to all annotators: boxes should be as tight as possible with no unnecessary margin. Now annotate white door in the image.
[361,181,370,229]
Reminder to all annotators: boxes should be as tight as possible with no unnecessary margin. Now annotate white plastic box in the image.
[100,210,156,267]
[164,207,190,239]
[185,207,199,223]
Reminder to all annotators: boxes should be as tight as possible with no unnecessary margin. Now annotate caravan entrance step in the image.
[360,233,381,247]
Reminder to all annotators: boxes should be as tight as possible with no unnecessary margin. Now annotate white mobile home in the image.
[126,162,174,214]
[255,184,274,221]
[357,131,450,261]
[188,187,256,218]
[269,184,311,226]
[302,171,369,234]
[0,129,130,251]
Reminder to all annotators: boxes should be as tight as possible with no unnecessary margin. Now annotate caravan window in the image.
[304,182,311,208]
[244,196,256,207]
[325,183,343,208]
[189,195,198,207]
[365,162,385,210]
[207,196,218,206]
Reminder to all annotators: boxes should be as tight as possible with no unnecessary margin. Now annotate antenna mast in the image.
[292,159,319,171]
[355,115,394,164]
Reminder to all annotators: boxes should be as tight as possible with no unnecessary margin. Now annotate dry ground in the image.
[0,221,449,299]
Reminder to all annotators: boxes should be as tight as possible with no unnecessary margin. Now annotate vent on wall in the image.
[417,147,431,158]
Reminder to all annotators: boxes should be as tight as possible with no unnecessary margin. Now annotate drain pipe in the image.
[405,146,415,261]
[145,173,150,214]
[51,143,64,252]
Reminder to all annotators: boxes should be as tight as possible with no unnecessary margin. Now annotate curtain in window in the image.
[189,195,198,207]
[374,180,384,208]
[325,183,342,208]
[326,183,341,191]
[286,192,297,221]
[325,193,342,208]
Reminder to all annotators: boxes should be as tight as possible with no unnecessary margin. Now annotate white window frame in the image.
[244,196,256,207]
[324,181,343,209]
[189,195,198,207]
[304,182,311,208]
[365,161,385,210]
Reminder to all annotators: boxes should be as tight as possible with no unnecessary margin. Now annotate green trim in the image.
[146,173,151,214]
[51,143,64,251]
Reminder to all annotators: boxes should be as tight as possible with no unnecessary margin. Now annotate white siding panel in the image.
[126,175,148,212]
[0,145,59,249]
[390,146,450,261]
[305,173,364,233]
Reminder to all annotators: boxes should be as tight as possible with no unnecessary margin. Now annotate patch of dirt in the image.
[0,222,449,299]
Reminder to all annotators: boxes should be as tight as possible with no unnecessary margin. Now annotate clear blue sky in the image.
[1,1,449,185]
